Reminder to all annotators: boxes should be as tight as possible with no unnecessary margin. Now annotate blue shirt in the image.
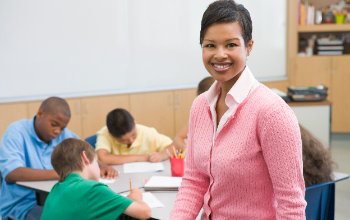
[0,116,78,220]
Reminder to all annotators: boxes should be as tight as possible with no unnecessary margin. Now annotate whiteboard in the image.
[0,0,287,103]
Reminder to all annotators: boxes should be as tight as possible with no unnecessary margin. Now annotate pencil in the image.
[166,149,172,158]
[152,139,156,152]
[183,148,187,157]
[129,178,132,192]
[172,145,178,159]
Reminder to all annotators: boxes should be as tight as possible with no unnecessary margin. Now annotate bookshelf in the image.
[298,23,350,32]
[288,0,350,133]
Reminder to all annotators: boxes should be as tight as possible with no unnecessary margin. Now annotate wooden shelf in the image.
[298,24,350,33]
[288,100,332,107]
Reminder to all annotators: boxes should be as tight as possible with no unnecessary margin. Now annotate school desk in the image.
[16,160,173,220]
[16,163,348,220]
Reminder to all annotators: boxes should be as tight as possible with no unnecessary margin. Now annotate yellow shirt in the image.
[95,124,172,155]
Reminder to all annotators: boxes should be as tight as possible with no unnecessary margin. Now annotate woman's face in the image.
[202,22,253,83]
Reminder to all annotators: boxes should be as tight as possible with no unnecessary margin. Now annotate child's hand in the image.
[127,188,143,202]
[148,152,164,163]
[100,164,118,179]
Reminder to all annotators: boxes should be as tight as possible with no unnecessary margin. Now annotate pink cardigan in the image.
[170,84,306,220]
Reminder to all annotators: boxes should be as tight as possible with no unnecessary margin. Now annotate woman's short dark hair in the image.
[107,108,135,138]
[200,0,252,47]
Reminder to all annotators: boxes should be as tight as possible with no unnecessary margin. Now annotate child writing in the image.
[41,138,151,220]
[173,76,215,150]
[96,108,174,165]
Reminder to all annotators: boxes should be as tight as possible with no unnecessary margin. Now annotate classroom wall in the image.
[0,0,288,103]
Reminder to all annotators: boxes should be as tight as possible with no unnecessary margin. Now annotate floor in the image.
[0,133,349,220]
[331,133,350,220]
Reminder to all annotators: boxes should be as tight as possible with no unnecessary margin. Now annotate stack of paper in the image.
[144,176,182,191]
[99,178,116,184]
[123,162,164,174]
[120,192,164,208]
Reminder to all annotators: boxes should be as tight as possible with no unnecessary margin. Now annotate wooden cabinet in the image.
[331,56,350,132]
[130,91,175,138]
[174,89,197,135]
[81,95,130,139]
[293,55,350,132]
[0,103,27,139]
[0,88,196,140]
[129,89,197,139]
[293,56,332,100]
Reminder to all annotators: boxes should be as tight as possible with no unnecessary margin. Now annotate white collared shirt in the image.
[205,66,260,141]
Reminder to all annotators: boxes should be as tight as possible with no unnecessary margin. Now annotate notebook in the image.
[144,176,182,191]
[120,192,164,208]
[123,162,164,173]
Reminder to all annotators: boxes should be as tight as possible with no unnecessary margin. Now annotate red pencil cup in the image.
[170,158,185,177]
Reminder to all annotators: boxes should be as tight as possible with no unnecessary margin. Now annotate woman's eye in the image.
[205,44,215,48]
[227,43,237,47]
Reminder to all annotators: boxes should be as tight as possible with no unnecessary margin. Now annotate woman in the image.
[170,1,306,219]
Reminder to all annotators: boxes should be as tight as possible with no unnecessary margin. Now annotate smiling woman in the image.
[170,1,306,219]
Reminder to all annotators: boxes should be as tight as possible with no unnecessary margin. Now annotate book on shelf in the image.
[317,46,344,50]
[317,51,343,55]
[298,1,315,26]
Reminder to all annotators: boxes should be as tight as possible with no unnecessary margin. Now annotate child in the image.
[173,76,215,150]
[41,138,151,220]
[300,124,336,187]
[96,108,173,165]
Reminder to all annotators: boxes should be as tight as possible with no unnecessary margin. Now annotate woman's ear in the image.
[247,40,254,56]
[81,151,91,165]
[133,116,137,124]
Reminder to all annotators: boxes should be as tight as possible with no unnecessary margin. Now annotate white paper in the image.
[99,178,116,184]
[195,208,203,220]
[144,176,182,188]
[123,162,164,174]
[121,192,164,208]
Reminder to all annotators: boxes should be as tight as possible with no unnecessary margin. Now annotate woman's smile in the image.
[211,62,233,72]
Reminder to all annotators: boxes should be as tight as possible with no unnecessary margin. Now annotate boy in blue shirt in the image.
[41,138,151,220]
[0,97,117,220]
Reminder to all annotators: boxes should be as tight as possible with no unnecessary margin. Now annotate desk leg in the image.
[35,191,49,206]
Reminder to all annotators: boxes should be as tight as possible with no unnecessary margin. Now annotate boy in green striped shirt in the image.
[41,138,151,220]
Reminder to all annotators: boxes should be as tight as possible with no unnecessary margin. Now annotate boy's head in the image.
[199,0,252,48]
[197,76,215,96]
[35,97,71,143]
[107,108,137,145]
[51,138,99,182]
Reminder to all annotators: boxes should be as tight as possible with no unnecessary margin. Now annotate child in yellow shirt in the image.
[96,108,174,165]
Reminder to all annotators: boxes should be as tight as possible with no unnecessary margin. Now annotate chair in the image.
[305,181,335,220]
[85,135,97,149]
[8,214,20,220]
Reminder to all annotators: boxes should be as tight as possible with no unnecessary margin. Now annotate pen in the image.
[152,139,156,152]
[129,178,132,192]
